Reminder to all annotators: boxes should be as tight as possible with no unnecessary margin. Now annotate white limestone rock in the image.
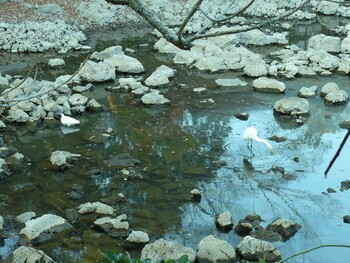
[79,60,115,82]
[144,65,175,87]
[78,201,115,215]
[253,77,285,93]
[91,45,123,60]
[19,214,73,243]
[308,34,341,53]
[273,97,310,115]
[48,58,65,68]
[298,86,317,98]
[106,54,145,74]
[196,235,236,263]
[320,82,339,97]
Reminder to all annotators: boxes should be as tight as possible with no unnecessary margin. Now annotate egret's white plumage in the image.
[243,127,273,155]
[61,113,80,126]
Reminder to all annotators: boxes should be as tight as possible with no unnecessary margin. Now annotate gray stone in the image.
[196,235,236,263]
[68,94,89,106]
[141,238,196,262]
[298,86,317,98]
[308,34,341,53]
[77,0,117,26]
[0,215,3,230]
[77,201,115,216]
[106,54,145,74]
[216,211,234,230]
[9,108,30,123]
[338,56,350,74]
[141,91,170,105]
[236,236,282,263]
[48,58,65,68]
[266,218,301,241]
[215,78,247,88]
[244,60,267,77]
[316,0,339,15]
[273,97,310,115]
[0,158,10,178]
[253,77,286,93]
[145,65,175,87]
[50,150,81,170]
[20,214,73,244]
[0,75,9,87]
[79,60,115,82]
[320,82,339,97]
[6,246,55,263]
[86,99,103,111]
[324,90,349,104]
[126,230,150,246]
[93,214,129,237]
[91,46,123,60]
[16,212,36,224]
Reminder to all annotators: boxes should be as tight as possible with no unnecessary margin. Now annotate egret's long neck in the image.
[252,135,273,150]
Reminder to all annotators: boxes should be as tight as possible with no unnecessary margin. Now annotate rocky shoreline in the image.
[1,0,350,262]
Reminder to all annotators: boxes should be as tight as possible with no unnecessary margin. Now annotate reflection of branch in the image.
[189,0,312,42]
[278,244,350,263]
[199,0,255,23]
[0,53,91,107]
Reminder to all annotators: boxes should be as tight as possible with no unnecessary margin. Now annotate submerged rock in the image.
[141,238,196,262]
[196,235,236,262]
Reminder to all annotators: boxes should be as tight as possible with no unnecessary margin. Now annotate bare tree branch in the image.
[0,53,91,107]
[199,0,256,23]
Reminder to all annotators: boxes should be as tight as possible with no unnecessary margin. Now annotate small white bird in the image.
[60,113,80,127]
[243,127,273,156]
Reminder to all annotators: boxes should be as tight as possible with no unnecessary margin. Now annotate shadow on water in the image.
[1,20,350,262]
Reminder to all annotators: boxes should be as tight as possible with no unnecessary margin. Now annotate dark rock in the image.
[327,188,336,193]
[234,213,262,236]
[105,153,141,169]
[266,218,301,241]
[339,120,350,130]
[190,188,201,202]
[235,112,249,120]
[250,226,282,242]
[268,134,287,142]
[341,180,350,191]
[343,215,350,223]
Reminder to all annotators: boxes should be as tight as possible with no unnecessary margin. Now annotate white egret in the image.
[243,127,273,156]
[61,113,80,126]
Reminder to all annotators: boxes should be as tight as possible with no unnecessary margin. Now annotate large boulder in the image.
[5,246,55,263]
[236,236,281,263]
[324,90,349,104]
[105,54,145,74]
[19,214,73,244]
[253,77,285,93]
[196,235,236,262]
[91,45,123,60]
[273,97,310,115]
[308,34,340,53]
[141,238,196,262]
[79,60,115,82]
[316,0,339,15]
[320,82,339,97]
[144,65,176,87]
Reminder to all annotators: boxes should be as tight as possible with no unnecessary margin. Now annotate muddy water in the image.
[1,23,350,262]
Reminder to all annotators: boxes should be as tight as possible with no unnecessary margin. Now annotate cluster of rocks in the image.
[2,200,150,262]
[0,20,88,53]
[0,72,102,124]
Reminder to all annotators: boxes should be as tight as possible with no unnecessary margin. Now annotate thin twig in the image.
[277,244,350,263]
[0,53,91,107]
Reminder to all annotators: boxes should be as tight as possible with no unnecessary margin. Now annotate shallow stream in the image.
[0,22,350,262]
